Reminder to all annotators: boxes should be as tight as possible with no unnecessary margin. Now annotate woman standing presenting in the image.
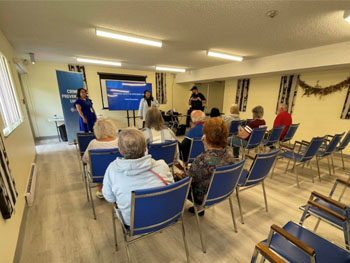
[74,88,97,132]
[138,90,159,128]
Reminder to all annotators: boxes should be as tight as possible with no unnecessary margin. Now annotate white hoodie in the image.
[102,154,174,226]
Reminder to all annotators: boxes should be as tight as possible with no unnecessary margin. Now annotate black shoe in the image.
[188,206,205,216]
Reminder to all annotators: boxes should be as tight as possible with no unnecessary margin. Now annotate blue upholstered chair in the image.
[148,140,177,169]
[112,177,192,263]
[187,137,205,164]
[334,131,350,170]
[191,160,245,253]
[280,123,299,144]
[299,175,350,250]
[236,150,280,224]
[261,126,285,149]
[232,127,267,159]
[87,148,122,219]
[229,120,242,136]
[273,136,326,187]
[251,221,350,263]
[315,132,344,176]
[76,132,95,180]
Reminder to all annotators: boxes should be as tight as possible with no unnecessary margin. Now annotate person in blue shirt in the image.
[74,88,97,132]
[179,110,205,162]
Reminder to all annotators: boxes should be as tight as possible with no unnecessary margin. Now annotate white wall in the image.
[0,30,36,263]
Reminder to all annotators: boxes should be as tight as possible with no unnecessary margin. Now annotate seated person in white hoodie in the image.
[102,127,174,226]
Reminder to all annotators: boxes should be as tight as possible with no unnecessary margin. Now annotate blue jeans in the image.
[228,136,247,158]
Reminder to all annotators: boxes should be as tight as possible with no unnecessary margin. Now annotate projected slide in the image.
[106,80,152,110]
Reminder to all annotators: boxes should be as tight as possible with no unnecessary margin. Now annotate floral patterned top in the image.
[187,147,235,205]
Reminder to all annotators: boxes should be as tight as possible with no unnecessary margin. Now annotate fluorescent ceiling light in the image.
[344,10,350,23]
[155,66,186,73]
[207,51,243,62]
[96,28,162,47]
[76,57,121,67]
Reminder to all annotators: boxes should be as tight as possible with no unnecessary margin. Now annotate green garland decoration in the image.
[298,77,350,98]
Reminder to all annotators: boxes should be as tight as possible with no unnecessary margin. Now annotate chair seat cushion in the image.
[263,221,350,263]
[316,150,330,158]
[301,198,346,228]
[280,151,303,162]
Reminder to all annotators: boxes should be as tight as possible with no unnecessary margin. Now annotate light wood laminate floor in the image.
[17,139,350,263]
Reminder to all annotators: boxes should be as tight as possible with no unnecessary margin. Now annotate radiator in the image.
[25,163,37,206]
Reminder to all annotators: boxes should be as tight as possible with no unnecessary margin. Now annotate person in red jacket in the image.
[274,104,292,140]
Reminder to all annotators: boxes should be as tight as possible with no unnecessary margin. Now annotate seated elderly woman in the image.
[142,107,177,143]
[102,128,174,226]
[228,105,266,158]
[185,117,235,216]
[224,104,240,127]
[82,118,118,199]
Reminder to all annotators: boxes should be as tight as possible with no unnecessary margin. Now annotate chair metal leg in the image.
[331,154,335,175]
[88,182,97,220]
[180,217,190,262]
[262,182,268,212]
[339,185,348,202]
[271,158,278,178]
[228,197,238,233]
[123,234,131,263]
[84,170,90,202]
[341,151,345,170]
[112,207,118,251]
[191,192,206,253]
[327,156,332,176]
[293,161,300,188]
[314,218,321,232]
[193,205,206,253]
[236,188,244,224]
[285,159,291,173]
[250,246,260,263]
[316,157,321,181]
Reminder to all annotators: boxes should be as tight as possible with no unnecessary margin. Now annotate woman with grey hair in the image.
[102,128,174,226]
[227,105,266,158]
[224,104,240,127]
[82,118,118,198]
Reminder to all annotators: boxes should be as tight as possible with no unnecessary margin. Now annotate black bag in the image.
[176,124,187,136]
[59,124,68,142]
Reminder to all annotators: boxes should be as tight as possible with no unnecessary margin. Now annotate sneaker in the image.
[96,191,104,199]
[188,206,205,216]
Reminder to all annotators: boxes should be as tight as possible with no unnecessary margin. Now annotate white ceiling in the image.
[0,1,350,71]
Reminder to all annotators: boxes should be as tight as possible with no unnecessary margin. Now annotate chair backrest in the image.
[301,136,326,162]
[281,123,299,142]
[77,132,95,156]
[323,133,345,154]
[229,120,242,135]
[241,150,280,187]
[130,176,191,236]
[264,126,285,146]
[148,140,177,166]
[203,160,245,207]
[338,131,350,150]
[246,127,267,149]
[188,137,205,163]
[89,148,122,183]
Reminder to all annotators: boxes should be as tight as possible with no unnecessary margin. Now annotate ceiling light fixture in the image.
[344,10,350,23]
[207,51,243,62]
[155,66,186,73]
[76,57,121,67]
[96,28,162,47]
[29,53,35,64]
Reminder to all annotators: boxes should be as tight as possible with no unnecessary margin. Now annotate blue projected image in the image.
[106,81,152,110]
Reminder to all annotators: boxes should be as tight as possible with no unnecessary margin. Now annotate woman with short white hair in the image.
[224,104,240,127]
[82,118,118,198]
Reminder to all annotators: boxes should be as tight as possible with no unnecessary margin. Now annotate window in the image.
[0,54,22,136]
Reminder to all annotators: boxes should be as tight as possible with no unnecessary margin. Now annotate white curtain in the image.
[235,78,250,112]
[341,86,350,119]
[276,75,299,114]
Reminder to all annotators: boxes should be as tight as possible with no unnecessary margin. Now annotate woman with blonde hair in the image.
[224,104,240,127]
[83,118,118,198]
[142,107,177,143]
